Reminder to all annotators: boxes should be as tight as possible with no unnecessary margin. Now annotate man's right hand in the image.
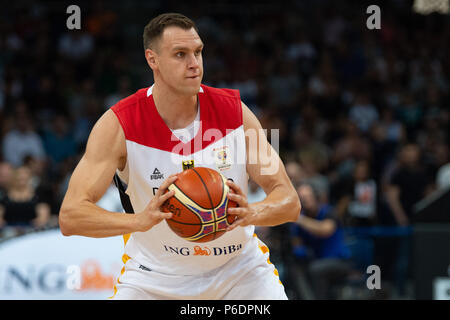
[135,174,179,232]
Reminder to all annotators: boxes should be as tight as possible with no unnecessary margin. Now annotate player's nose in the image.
[187,53,200,69]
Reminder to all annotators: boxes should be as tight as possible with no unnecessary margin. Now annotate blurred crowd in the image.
[0,0,449,299]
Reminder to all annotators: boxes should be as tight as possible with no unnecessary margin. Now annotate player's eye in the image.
[176,52,185,58]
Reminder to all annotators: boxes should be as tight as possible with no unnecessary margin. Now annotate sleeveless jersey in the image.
[111,84,253,275]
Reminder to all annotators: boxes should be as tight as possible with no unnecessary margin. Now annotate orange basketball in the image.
[162,167,237,242]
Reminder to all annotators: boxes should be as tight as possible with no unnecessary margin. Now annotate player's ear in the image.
[145,48,158,71]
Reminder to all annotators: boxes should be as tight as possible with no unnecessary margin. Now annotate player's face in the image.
[14,167,31,189]
[151,26,204,96]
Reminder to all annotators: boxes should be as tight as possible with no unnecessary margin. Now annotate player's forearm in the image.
[59,200,138,238]
[249,185,300,226]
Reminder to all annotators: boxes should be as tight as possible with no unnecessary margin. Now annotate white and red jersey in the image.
[110,84,253,275]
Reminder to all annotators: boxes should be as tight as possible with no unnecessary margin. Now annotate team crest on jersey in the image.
[213,146,232,171]
[182,160,195,171]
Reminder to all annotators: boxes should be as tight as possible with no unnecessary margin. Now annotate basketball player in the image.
[59,13,301,299]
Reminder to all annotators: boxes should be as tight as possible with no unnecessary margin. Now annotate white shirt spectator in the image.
[436,163,450,190]
[348,179,377,218]
[58,32,94,60]
[349,103,379,133]
[2,129,46,167]
[286,40,316,61]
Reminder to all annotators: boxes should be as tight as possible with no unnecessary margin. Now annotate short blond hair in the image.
[143,13,198,50]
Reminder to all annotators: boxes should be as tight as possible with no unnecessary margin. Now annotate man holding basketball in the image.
[59,13,300,299]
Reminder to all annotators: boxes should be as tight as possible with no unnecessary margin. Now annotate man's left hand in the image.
[226,180,258,231]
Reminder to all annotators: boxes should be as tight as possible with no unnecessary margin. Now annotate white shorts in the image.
[110,235,287,300]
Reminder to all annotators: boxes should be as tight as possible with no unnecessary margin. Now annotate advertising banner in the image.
[0,229,123,300]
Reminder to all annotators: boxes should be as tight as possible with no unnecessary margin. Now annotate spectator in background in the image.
[396,93,423,140]
[436,162,450,190]
[385,143,430,226]
[333,41,366,84]
[42,113,77,167]
[383,143,429,298]
[308,52,337,100]
[370,108,405,180]
[330,120,372,185]
[0,162,13,197]
[309,52,344,121]
[348,92,379,134]
[290,183,351,299]
[67,79,96,122]
[285,160,303,187]
[376,107,405,145]
[334,159,377,226]
[268,61,301,108]
[286,31,317,62]
[298,151,330,205]
[104,76,133,109]
[0,166,50,230]
[33,75,64,114]
[384,82,402,110]
[55,155,81,211]
[2,106,46,167]
[58,30,94,61]
[22,155,57,226]
[258,109,290,155]
[292,124,330,203]
[72,96,104,148]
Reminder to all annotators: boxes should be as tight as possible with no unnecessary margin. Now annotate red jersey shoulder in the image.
[110,85,243,153]
[110,88,148,141]
[199,85,242,129]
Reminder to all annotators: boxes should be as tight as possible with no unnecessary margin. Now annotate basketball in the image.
[162,167,238,242]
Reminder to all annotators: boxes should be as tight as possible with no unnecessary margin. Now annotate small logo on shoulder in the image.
[150,168,164,180]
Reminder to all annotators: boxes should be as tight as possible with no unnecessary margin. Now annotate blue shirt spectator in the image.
[43,114,77,165]
[290,183,352,299]
[291,203,351,260]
